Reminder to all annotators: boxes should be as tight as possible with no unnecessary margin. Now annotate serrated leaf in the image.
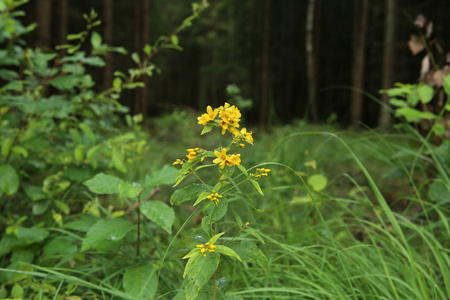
[140,201,175,234]
[118,182,143,198]
[83,173,124,194]
[184,254,220,300]
[250,179,264,195]
[0,164,19,195]
[81,218,133,251]
[308,174,328,192]
[123,265,157,300]
[170,184,207,205]
[215,245,242,261]
[112,148,127,173]
[144,164,178,188]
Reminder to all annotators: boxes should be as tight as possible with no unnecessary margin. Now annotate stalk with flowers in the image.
[171,103,270,300]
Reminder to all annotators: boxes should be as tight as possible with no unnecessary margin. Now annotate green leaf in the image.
[32,201,50,215]
[395,106,438,123]
[50,74,82,90]
[443,74,450,96]
[84,56,105,67]
[0,164,19,195]
[24,185,47,201]
[231,242,268,273]
[389,98,408,107]
[214,245,242,261]
[90,31,102,49]
[183,251,201,278]
[84,173,124,194]
[201,198,228,233]
[144,164,178,188]
[208,232,225,245]
[244,227,265,244]
[16,227,49,243]
[308,174,328,192]
[417,84,434,104]
[123,265,157,300]
[11,146,28,158]
[200,123,214,135]
[219,165,235,180]
[170,184,208,205]
[237,164,248,177]
[74,144,86,162]
[427,180,450,203]
[79,123,96,144]
[171,34,179,46]
[118,182,143,198]
[112,148,127,173]
[131,52,141,64]
[81,218,133,251]
[193,191,210,206]
[1,137,13,157]
[11,284,24,298]
[250,179,264,195]
[140,201,175,234]
[184,253,220,300]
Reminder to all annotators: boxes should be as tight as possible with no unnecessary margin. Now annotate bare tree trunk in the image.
[103,0,113,89]
[378,0,396,126]
[350,0,369,129]
[141,0,150,121]
[260,0,270,128]
[35,0,52,48]
[52,0,67,53]
[132,0,142,115]
[306,0,319,122]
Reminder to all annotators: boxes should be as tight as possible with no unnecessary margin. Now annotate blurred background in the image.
[23,0,450,127]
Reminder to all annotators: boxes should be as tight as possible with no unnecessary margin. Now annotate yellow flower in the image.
[197,106,218,125]
[206,191,223,205]
[218,103,241,134]
[233,127,254,146]
[186,148,201,163]
[228,154,241,166]
[253,168,271,180]
[173,158,186,166]
[213,148,229,169]
[195,242,216,257]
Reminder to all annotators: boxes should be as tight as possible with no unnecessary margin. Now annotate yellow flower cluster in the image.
[197,103,245,136]
[253,168,271,180]
[207,191,222,205]
[213,148,241,169]
[233,127,253,148]
[195,242,216,257]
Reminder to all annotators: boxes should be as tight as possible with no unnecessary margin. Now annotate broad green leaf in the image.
[184,254,220,300]
[69,128,82,145]
[74,144,85,162]
[308,174,328,192]
[237,164,248,177]
[91,31,102,49]
[32,201,50,215]
[183,251,201,278]
[144,164,178,188]
[24,185,47,201]
[244,227,265,244]
[201,198,228,233]
[43,238,77,257]
[140,201,175,234]
[50,74,82,90]
[0,164,19,195]
[389,98,408,107]
[16,227,49,243]
[193,191,210,206]
[427,180,450,203]
[170,184,208,205]
[54,200,70,214]
[11,284,23,298]
[63,214,98,232]
[131,52,141,64]
[11,146,28,158]
[84,56,105,67]
[443,74,450,96]
[417,84,434,104]
[395,106,438,123]
[231,242,268,273]
[250,179,264,195]
[112,148,127,173]
[183,248,201,260]
[84,173,124,194]
[81,218,133,251]
[1,137,13,157]
[208,232,225,245]
[219,165,235,180]
[123,265,157,300]
[118,182,143,198]
[79,123,96,144]
[200,123,214,135]
[215,245,242,261]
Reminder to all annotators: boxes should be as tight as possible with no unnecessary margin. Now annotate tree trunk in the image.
[260,0,270,128]
[52,0,67,52]
[306,0,319,122]
[103,0,113,89]
[141,0,150,121]
[378,0,396,126]
[35,0,52,48]
[350,0,369,129]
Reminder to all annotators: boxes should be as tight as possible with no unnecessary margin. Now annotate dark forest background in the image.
[24,0,450,127]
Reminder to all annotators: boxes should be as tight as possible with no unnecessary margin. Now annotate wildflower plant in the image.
[171,103,270,299]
